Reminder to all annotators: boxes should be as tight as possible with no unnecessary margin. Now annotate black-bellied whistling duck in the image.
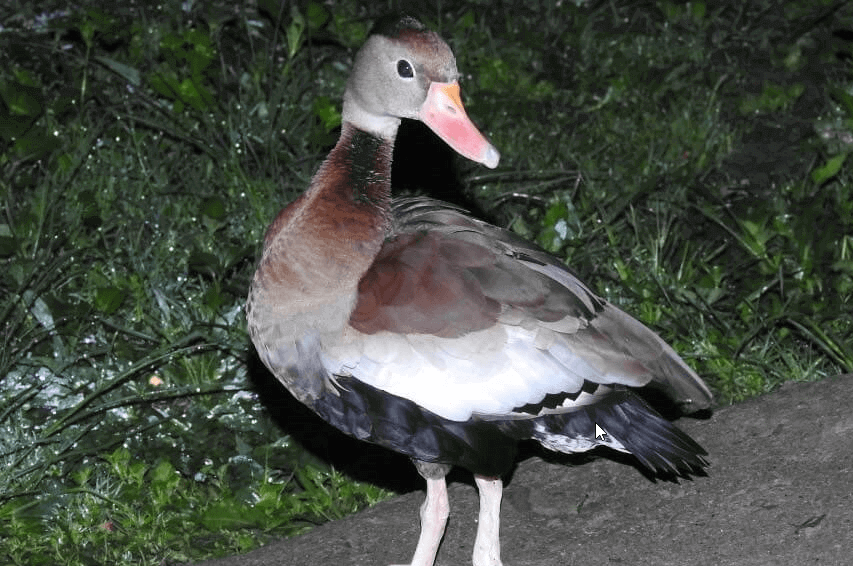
[247,15,712,566]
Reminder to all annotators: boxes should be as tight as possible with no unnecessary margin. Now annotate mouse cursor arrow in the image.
[594,424,608,441]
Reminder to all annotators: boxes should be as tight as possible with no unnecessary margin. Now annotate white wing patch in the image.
[319,321,649,422]
[532,422,628,454]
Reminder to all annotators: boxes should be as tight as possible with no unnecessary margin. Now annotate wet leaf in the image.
[811,153,848,185]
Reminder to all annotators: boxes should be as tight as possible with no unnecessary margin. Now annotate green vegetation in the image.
[1,0,851,563]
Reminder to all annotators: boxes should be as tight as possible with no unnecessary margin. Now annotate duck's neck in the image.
[341,89,402,140]
[251,123,395,321]
[323,122,395,210]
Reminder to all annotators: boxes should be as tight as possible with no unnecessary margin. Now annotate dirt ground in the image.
[195,374,853,566]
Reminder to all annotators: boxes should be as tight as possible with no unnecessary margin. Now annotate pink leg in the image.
[391,477,450,566]
[472,475,503,566]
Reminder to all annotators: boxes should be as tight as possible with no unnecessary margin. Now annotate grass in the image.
[1,0,851,563]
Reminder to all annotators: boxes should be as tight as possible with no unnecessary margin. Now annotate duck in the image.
[247,15,712,566]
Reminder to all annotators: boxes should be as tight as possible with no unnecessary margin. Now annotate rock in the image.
[194,375,853,566]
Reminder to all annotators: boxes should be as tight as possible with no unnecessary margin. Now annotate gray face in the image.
[346,33,458,121]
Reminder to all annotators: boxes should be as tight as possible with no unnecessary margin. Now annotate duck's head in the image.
[342,16,500,169]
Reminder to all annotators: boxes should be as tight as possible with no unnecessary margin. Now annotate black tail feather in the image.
[314,375,706,478]
[528,390,708,477]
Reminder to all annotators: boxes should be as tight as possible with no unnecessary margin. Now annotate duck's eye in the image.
[397,60,414,78]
